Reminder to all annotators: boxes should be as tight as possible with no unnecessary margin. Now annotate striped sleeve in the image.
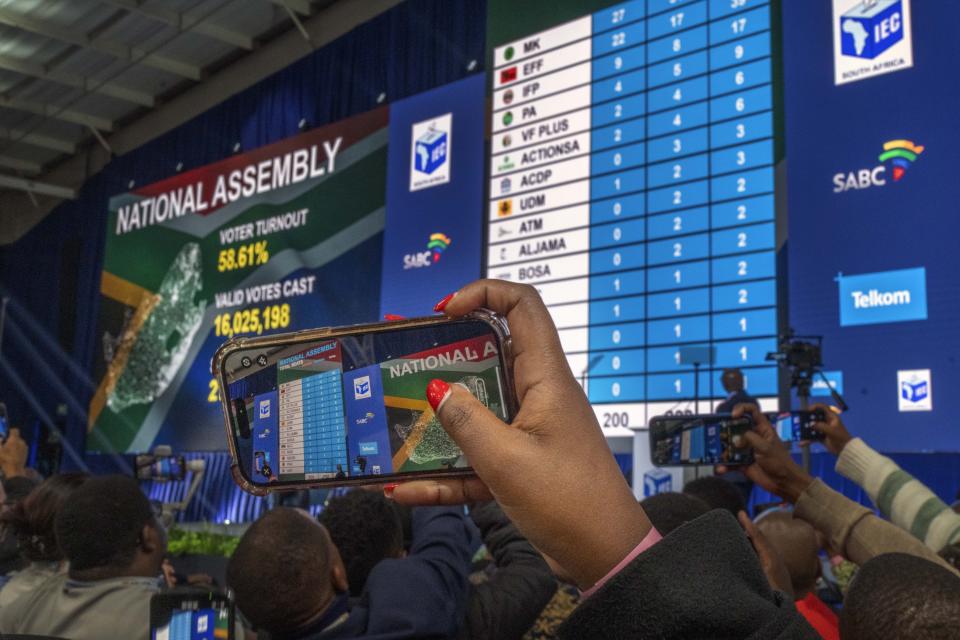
[836,438,960,552]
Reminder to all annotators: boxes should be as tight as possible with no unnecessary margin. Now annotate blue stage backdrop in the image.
[783,0,960,452]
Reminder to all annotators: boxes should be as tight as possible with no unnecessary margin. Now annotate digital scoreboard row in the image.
[486,0,780,431]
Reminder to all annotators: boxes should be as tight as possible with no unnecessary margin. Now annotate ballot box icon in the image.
[900,379,928,403]
[414,126,448,175]
[840,0,904,60]
[644,468,673,497]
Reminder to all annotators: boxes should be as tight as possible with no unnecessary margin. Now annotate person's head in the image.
[0,473,88,563]
[55,474,166,580]
[318,489,404,596]
[639,492,710,535]
[721,368,744,393]
[228,507,347,635]
[683,475,747,517]
[840,553,960,639]
[754,511,819,598]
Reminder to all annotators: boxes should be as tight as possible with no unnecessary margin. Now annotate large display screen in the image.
[486,0,782,433]
[90,77,485,453]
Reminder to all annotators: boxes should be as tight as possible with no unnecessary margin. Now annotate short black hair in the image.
[639,492,710,535]
[940,542,960,572]
[683,475,747,517]
[840,553,960,640]
[318,490,403,596]
[54,475,154,572]
[1,473,88,562]
[228,508,332,634]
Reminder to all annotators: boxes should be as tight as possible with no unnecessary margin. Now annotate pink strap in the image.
[581,526,662,599]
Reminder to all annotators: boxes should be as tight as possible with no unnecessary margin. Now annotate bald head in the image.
[228,508,345,635]
[721,369,744,393]
[755,511,820,598]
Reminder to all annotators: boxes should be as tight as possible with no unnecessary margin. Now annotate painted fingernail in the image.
[383,314,406,321]
[433,292,456,313]
[383,483,399,498]
[426,378,451,412]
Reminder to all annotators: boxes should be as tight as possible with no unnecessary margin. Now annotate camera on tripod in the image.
[766,336,822,374]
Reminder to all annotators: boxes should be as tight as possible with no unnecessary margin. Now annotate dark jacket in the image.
[715,390,758,414]
[292,506,473,640]
[558,510,819,639]
[457,501,557,640]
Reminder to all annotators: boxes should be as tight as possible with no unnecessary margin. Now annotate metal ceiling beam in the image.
[0,128,77,154]
[0,7,203,81]
[0,174,76,200]
[0,96,114,132]
[0,156,42,173]
[0,54,155,107]
[270,0,313,17]
[101,0,255,50]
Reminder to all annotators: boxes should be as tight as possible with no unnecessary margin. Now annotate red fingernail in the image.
[383,483,399,498]
[433,292,456,313]
[383,314,406,321]
[426,379,451,412]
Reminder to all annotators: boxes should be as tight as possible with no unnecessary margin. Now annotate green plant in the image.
[167,527,240,557]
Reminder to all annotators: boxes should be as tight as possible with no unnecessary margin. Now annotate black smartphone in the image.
[150,589,234,640]
[649,414,755,467]
[771,410,827,442]
[136,455,187,481]
[213,311,516,494]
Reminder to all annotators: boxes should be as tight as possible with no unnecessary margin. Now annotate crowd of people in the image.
[0,280,956,639]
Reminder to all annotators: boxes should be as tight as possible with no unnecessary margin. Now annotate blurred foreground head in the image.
[840,552,960,640]
[754,511,819,598]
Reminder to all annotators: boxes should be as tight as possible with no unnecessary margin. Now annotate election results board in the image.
[486,0,783,432]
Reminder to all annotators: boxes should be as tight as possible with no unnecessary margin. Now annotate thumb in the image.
[427,379,525,470]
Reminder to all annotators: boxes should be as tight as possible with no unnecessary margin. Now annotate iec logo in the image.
[836,267,927,327]
[353,375,371,400]
[410,113,452,191]
[403,233,451,269]
[259,399,270,419]
[897,369,932,412]
[643,468,673,498]
[840,0,904,59]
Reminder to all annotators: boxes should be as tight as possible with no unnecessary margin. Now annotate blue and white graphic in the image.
[259,398,270,419]
[811,371,845,397]
[837,267,927,327]
[643,468,673,498]
[897,369,932,412]
[833,0,913,85]
[353,375,372,400]
[410,113,452,191]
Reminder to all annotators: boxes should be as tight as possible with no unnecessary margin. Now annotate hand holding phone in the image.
[387,280,653,591]
[772,410,828,443]
[808,403,853,455]
[718,405,815,503]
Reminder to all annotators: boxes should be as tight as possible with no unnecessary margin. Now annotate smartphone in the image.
[771,410,827,442]
[150,589,233,640]
[649,414,755,467]
[136,455,187,481]
[0,403,8,443]
[213,311,516,494]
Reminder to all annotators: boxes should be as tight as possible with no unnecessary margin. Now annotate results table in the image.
[486,0,780,431]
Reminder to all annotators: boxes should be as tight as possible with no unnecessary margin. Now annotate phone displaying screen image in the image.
[772,410,826,442]
[150,589,233,640]
[214,312,516,493]
[136,455,187,481]
[649,414,755,467]
[0,402,8,443]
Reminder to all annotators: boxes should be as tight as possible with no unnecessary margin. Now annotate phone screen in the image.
[151,592,232,640]
[773,411,825,442]
[222,320,509,487]
[649,415,754,466]
[0,415,7,442]
[136,455,187,481]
